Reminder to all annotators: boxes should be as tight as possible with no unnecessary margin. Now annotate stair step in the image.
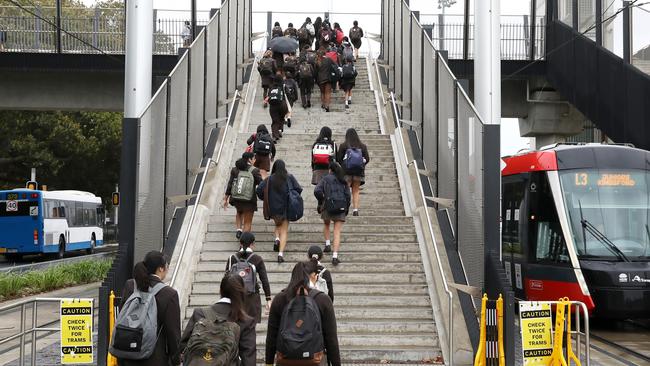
[208,224,415,234]
[205,232,416,242]
[196,262,424,274]
[201,242,418,253]
[186,305,433,320]
[189,294,431,307]
[194,272,427,284]
[191,283,428,295]
[209,215,413,225]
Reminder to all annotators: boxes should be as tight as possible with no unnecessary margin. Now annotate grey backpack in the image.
[229,255,257,295]
[230,168,255,202]
[109,282,166,360]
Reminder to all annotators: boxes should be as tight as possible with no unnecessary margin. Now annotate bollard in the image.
[549,297,569,366]
[107,291,117,366]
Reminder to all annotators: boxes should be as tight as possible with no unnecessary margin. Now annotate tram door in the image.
[525,172,575,301]
[502,174,528,299]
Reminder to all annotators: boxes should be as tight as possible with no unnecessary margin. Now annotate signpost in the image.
[519,301,553,365]
[60,299,94,364]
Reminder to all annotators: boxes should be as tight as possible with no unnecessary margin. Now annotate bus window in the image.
[75,203,84,227]
[529,172,570,264]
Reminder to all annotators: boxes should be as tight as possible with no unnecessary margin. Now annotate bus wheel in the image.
[5,253,22,262]
[86,234,96,255]
[56,237,66,260]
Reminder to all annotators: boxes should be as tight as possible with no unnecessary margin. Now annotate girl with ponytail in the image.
[314,161,351,266]
[119,251,181,366]
[308,245,334,301]
[224,231,272,323]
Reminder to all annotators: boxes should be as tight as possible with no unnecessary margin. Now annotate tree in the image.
[0,110,121,206]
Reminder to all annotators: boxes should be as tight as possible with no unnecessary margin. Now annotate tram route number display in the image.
[60,298,93,364]
[519,302,553,366]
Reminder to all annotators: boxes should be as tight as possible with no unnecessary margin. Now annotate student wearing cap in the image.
[223,152,263,239]
[225,232,272,324]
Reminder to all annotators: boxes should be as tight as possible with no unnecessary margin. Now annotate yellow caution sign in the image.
[60,298,94,364]
[519,301,553,365]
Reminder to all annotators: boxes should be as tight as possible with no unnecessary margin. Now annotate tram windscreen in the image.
[560,169,650,260]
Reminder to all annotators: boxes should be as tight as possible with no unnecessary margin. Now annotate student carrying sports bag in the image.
[111,251,181,366]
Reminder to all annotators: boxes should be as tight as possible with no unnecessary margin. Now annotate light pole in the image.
[438,0,456,51]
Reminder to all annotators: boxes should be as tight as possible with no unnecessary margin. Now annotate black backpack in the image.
[350,27,362,41]
[297,27,310,42]
[284,82,298,103]
[276,289,324,365]
[284,56,298,72]
[259,58,274,76]
[298,62,313,80]
[254,133,273,155]
[324,178,349,215]
[304,52,317,66]
[341,63,356,80]
[272,26,283,38]
[268,86,285,106]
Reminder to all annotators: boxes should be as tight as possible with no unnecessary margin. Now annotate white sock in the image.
[279,251,283,257]
[348,96,352,101]
[353,208,358,212]
[275,237,280,242]
[333,252,338,258]
[325,240,331,246]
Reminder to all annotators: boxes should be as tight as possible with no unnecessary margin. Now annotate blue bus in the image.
[0,189,104,261]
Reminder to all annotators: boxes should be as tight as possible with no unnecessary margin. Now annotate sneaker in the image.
[235,229,243,239]
[277,255,285,264]
[273,239,280,252]
[332,257,341,266]
[287,118,292,128]
[323,245,332,253]
[325,107,330,112]
[345,104,349,109]
[348,99,352,105]
[353,210,359,216]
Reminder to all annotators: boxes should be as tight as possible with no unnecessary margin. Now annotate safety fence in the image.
[96,1,252,364]
[0,5,207,54]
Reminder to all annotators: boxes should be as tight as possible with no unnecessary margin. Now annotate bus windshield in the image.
[560,169,650,260]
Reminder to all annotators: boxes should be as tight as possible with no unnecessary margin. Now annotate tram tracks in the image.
[590,320,650,366]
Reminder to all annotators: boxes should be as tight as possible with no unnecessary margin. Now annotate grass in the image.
[0,259,112,301]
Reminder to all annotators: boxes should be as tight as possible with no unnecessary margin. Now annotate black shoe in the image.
[325,107,330,112]
[332,257,340,266]
[308,101,312,108]
[273,239,280,252]
[287,118,292,128]
[236,230,242,239]
[263,102,268,109]
[323,245,332,253]
[353,210,359,216]
[277,255,285,264]
[348,99,352,105]
[302,103,307,108]
[345,104,349,109]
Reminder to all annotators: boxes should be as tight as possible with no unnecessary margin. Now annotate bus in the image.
[0,189,104,261]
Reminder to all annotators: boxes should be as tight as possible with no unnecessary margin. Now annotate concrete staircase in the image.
[186,59,443,363]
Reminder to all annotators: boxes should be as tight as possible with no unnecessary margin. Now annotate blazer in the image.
[256,174,302,219]
[180,302,257,366]
[119,276,181,366]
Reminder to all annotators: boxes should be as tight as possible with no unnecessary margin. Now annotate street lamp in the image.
[437,0,456,50]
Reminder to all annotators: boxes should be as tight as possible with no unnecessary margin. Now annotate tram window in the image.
[530,173,570,264]
[502,176,527,254]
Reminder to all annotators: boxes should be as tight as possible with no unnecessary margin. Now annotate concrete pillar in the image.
[474,0,501,125]
[124,0,153,118]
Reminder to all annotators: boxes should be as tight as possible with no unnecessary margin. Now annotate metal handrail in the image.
[169,89,239,287]
[241,33,269,106]
[0,297,95,366]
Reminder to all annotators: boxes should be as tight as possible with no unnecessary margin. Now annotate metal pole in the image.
[267,11,272,47]
[463,0,470,60]
[596,0,603,46]
[55,0,62,53]
[124,0,153,118]
[439,13,445,51]
[31,302,37,366]
[191,0,197,40]
[19,303,25,365]
[530,0,537,60]
[474,0,501,125]
[623,0,631,64]
[572,0,579,31]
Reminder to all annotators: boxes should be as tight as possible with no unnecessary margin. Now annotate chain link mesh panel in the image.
[411,17,423,145]
[401,3,412,120]
[437,60,457,234]
[188,32,206,190]
[204,16,218,145]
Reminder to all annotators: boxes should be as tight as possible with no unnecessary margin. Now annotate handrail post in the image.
[31,301,38,366]
[530,0,537,61]
[55,0,62,53]
[19,303,26,364]
[623,0,632,64]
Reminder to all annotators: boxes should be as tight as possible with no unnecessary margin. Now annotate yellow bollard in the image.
[566,303,581,366]
[549,297,569,366]
[473,294,488,366]
[107,290,118,366]
[496,294,505,366]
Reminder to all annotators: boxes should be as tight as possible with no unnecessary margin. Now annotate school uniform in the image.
[225,166,263,213]
[180,298,256,366]
[265,289,340,366]
[256,174,302,222]
[119,276,181,366]
[311,138,337,185]
[225,252,272,323]
[336,142,370,186]
[314,173,351,222]
[247,133,276,172]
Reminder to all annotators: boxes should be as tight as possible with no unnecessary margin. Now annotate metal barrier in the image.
[0,298,94,366]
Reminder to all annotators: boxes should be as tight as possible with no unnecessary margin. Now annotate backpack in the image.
[343,46,354,62]
[350,27,362,41]
[315,268,329,294]
[272,26,283,38]
[299,62,313,80]
[284,82,298,103]
[183,307,240,366]
[306,23,315,36]
[268,85,285,106]
[325,50,338,64]
[312,142,334,165]
[343,147,364,171]
[259,58,274,76]
[287,177,304,222]
[335,29,344,44]
[229,255,257,295]
[284,56,298,72]
[329,62,341,83]
[304,52,317,66]
[297,27,310,42]
[230,168,255,202]
[276,290,324,366]
[320,28,331,42]
[324,178,349,215]
[109,282,166,360]
[254,133,272,155]
[341,63,356,79]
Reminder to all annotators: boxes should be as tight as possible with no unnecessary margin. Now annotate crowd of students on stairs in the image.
[107,16,372,366]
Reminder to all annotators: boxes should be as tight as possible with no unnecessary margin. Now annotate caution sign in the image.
[519,301,553,365]
[60,298,94,364]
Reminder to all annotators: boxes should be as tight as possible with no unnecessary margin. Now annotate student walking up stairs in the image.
[186,58,443,363]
